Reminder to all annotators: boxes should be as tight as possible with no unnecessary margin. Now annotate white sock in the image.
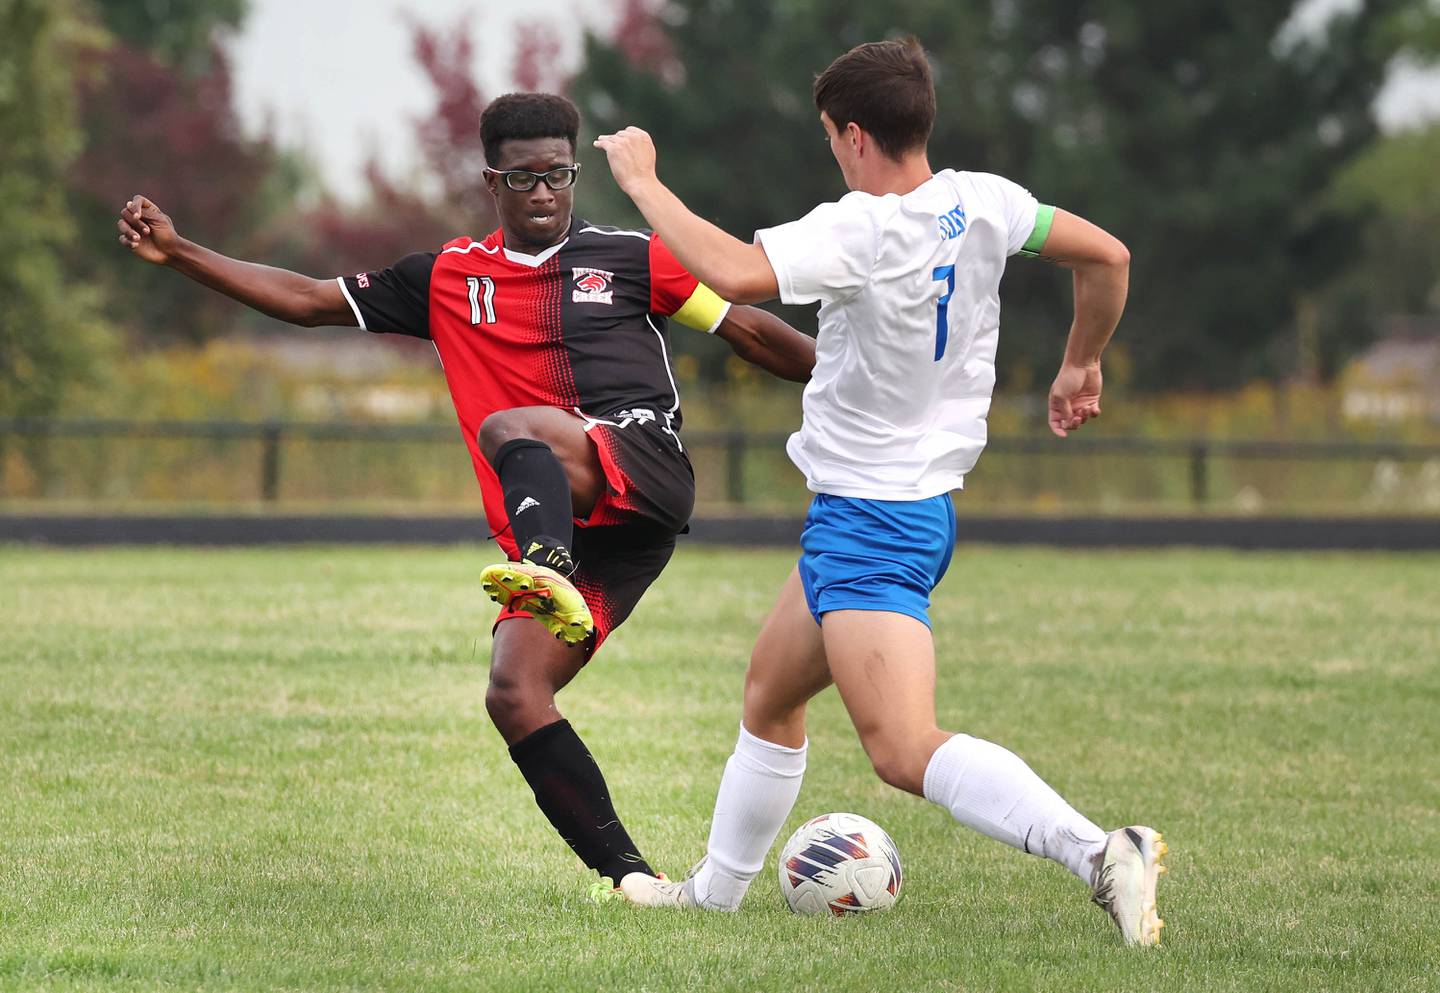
[691,724,807,910]
[922,733,1107,883]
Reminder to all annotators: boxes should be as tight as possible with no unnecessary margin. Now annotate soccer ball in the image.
[778,812,902,916]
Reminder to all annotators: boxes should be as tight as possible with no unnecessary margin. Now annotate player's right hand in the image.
[117,195,178,265]
[1047,360,1103,438]
[593,126,658,196]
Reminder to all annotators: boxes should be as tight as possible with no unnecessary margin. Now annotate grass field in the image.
[2,544,1437,992]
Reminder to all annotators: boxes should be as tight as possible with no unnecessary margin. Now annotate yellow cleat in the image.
[480,560,594,645]
[587,878,624,905]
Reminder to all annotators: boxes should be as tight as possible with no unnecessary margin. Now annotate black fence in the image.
[3,512,1438,550]
[3,417,1440,513]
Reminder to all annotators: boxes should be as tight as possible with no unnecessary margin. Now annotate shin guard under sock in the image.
[508,719,653,883]
[489,438,575,561]
[923,733,1106,882]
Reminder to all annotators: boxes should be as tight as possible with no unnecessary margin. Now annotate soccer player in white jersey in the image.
[595,38,1167,944]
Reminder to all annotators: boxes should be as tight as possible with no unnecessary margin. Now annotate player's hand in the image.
[593,126,658,195]
[117,195,179,265]
[1047,361,1103,438]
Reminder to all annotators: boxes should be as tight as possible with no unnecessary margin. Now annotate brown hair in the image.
[813,38,935,160]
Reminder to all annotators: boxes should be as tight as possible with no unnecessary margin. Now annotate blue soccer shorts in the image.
[798,492,958,628]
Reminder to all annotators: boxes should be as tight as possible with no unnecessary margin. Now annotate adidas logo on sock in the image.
[515,497,540,514]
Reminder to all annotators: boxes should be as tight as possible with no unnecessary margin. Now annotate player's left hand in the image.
[593,126,658,195]
[1047,361,1103,438]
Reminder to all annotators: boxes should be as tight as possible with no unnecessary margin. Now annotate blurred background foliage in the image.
[2,0,1439,438]
[576,0,1440,390]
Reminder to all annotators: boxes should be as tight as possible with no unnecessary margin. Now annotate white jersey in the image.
[756,169,1041,501]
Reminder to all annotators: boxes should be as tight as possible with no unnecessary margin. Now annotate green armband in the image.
[1017,203,1056,257]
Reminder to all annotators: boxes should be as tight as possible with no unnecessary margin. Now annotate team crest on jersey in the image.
[572,267,614,305]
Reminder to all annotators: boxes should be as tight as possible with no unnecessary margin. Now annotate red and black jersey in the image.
[337,218,726,547]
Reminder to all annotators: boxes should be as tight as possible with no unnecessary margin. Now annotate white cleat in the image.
[1091,826,1168,946]
[618,869,697,909]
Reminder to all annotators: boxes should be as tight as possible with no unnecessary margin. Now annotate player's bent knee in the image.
[864,742,928,796]
[483,679,518,724]
[478,409,548,462]
[868,756,922,795]
[484,674,552,733]
[742,665,797,723]
[477,410,520,461]
[741,663,770,706]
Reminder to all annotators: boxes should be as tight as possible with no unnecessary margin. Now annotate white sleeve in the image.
[754,199,878,305]
[967,172,1040,256]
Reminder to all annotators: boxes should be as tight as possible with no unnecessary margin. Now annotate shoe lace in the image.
[1090,862,1117,913]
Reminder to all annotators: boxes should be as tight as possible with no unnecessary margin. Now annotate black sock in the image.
[489,438,575,559]
[508,719,654,883]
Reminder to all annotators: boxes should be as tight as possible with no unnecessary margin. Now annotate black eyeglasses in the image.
[487,164,581,192]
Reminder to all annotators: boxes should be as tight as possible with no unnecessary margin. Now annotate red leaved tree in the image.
[69,39,281,342]
[289,14,500,277]
[610,0,681,83]
[287,3,677,280]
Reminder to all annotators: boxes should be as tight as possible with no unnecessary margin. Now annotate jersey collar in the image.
[499,219,575,268]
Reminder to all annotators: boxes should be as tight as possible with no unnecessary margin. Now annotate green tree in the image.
[1312,124,1440,375]
[573,0,1438,390]
[1332,125,1440,314]
[0,0,111,419]
[88,0,246,69]
[66,35,288,345]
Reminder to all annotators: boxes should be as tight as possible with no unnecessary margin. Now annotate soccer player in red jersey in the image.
[116,92,816,896]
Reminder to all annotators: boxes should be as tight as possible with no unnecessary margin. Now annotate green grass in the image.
[2,545,1437,992]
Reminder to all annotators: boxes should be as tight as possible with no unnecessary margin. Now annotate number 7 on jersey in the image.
[932,265,955,361]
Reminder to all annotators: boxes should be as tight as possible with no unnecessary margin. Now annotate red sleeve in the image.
[648,235,702,316]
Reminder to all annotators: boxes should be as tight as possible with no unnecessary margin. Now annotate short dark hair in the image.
[813,38,935,160]
[479,92,580,166]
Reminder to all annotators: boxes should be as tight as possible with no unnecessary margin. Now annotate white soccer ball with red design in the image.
[777,812,902,916]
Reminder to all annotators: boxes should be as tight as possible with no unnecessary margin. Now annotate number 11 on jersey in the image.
[467,276,497,326]
[932,265,955,361]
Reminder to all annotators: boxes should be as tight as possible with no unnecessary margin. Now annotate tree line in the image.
[3,0,1437,420]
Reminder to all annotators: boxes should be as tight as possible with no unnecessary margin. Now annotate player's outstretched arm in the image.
[117,195,357,328]
[595,128,778,304]
[715,306,816,383]
[1030,209,1130,438]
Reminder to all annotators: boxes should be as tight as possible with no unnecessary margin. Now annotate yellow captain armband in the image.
[671,282,731,334]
